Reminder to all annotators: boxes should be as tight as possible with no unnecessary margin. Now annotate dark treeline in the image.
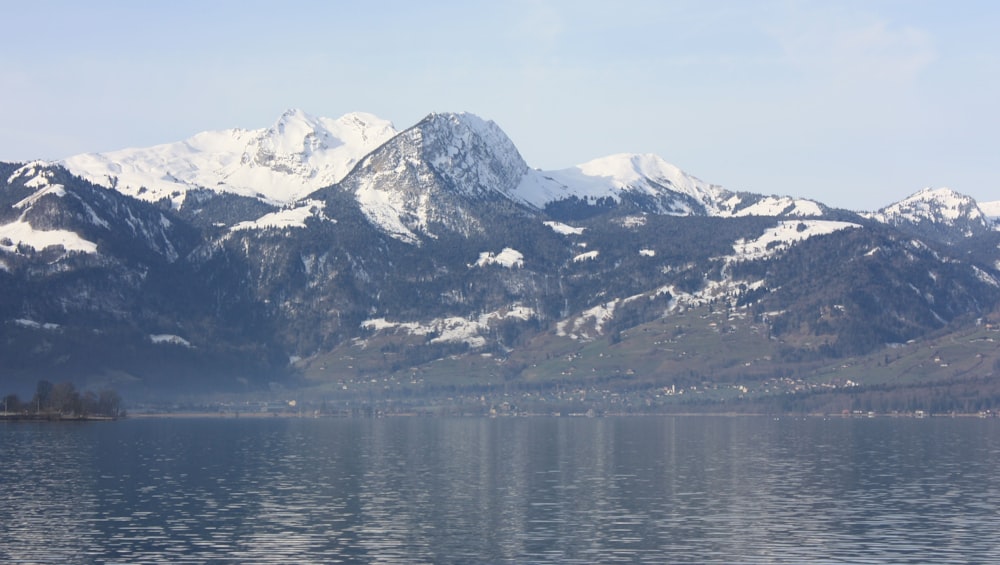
[2,380,124,418]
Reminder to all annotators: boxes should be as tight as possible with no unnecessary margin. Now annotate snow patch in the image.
[474,247,524,268]
[543,221,585,235]
[584,301,617,334]
[230,200,328,231]
[981,200,1000,221]
[149,334,192,347]
[639,249,656,257]
[655,276,769,313]
[0,221,98,254]
[428,317,489,348]
[14,184,67,210]
[725,196,823,217]
[362,306,536,348]
[972,266,1000,287]
[354,175,422,244]
[572,250,600,262]
[14,319,60,330]
[361,318,425,333]
[733,220,860,261]
[619,215,648,228]
[562,300,618,337]
[514,170,576,208]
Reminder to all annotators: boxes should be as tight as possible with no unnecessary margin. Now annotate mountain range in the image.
[3,109,1000,412]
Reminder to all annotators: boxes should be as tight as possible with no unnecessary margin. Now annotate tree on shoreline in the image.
[2,393,23,413]
[1,380,124,418]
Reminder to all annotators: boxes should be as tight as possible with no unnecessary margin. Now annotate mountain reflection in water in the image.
[2,416,999,563]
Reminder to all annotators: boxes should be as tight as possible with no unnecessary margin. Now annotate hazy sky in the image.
[2,0,998,210]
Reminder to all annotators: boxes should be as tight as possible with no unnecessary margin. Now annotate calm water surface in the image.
[2,415,999,563]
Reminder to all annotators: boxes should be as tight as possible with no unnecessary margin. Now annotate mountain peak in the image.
[866,186,990,242]
[420,112,498,139]
[254,108,325,160]
[336,111,535,243]
[909,186,973,205]
[874,187,984,223]
[268,109,395,144]
[267,108,324,141]
[411,112,529,198]
[514,152,726,215]
[575,153,701,190]
[59,110,398,207]
[275,107,312,124]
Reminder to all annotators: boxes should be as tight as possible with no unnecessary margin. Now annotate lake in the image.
[2,415,999,563]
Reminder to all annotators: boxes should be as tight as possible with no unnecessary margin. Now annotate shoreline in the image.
[122,410,996,419]
[0,413,118,422]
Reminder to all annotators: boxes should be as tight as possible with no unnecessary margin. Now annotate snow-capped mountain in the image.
[517,152,827,218]
[50,109,993,240]
[60,109,398,208]
[1,162,190,262]
[55,110,833,229]
[867,187,987,226]
[3,110,1000,404]
[333,112,536,243]
[516,153,725,214]
[1,163,99,256]
[864,187,992,243]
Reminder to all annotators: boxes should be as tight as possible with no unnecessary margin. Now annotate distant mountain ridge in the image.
[59,109,399,208]
[49,109,999,231]
[2,110,1000,410]
[864,187,994,244]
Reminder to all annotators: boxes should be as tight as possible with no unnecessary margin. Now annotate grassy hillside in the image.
[292,303,1000,414]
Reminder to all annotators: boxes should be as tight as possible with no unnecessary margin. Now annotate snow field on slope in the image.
[149,334,193,347]
[514,153,722,211]
[474,248,524,268]
[543,221,585,235]
[725,196,823,217]
[59,110,398,207]
[0,220,98,254]
[15,319,61,330]
[361,306,536,348]
[230,200,329,231]
[556,299,619,339]
[979,200,1000,221]
[733,220,860,261]
[354,177,421,244]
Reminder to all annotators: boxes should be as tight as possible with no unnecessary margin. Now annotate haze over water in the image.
[2,416,999,563]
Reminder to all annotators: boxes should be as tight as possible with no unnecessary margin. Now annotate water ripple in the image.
[3,417,1000,563]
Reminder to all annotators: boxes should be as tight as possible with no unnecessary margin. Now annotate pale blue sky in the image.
[1,0,998,210]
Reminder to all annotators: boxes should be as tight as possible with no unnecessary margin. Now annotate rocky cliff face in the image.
[335,112,536,243]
